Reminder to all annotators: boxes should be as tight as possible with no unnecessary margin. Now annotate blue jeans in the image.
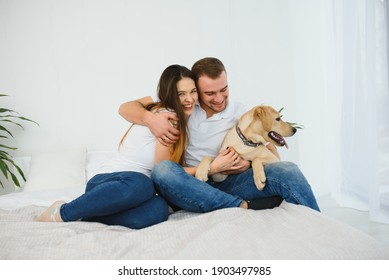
[60,171,169,229]
[151,160,320,212]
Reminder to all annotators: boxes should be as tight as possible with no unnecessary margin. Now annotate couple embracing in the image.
[36,57,319,229]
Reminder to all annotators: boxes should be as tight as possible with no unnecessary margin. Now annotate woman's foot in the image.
[35,201,65,222]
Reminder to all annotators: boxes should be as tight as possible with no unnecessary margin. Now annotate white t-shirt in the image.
[97,123,157,178]
[185,101,247,167]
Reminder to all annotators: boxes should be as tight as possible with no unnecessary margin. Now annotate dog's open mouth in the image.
[269,131,288,149]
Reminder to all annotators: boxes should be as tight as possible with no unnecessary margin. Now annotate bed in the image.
[0,148,388,260]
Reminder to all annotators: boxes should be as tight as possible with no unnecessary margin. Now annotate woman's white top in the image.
[96,124,156,178]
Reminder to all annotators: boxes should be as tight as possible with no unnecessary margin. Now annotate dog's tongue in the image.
[269,131,289,149]
[279,136,288,149]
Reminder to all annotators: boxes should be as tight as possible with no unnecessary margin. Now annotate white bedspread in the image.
[1,190,388,259]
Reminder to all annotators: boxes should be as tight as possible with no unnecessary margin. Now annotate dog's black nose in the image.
[292,127,297,134]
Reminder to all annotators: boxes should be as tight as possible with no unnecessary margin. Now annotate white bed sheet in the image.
[1,188,389,260]
[0,187,84,210]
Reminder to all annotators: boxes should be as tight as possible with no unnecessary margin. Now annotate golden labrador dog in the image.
[195,105,297,190]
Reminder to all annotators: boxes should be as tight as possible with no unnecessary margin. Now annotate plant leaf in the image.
[0,125,14,137]
[0,144,17,150]
[287,122,305,129]
[10,172,21,187]
[0,157,25,188]
[0,93,39,188]
[0,160,9,179]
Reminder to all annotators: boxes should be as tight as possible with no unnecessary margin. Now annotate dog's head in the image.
[251,105,297,148]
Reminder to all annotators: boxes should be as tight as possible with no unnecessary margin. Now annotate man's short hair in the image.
[191,57,226,81]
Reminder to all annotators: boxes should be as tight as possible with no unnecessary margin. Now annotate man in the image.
[119,57,320,212]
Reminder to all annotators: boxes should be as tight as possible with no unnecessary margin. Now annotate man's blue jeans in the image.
[151,160,320,212]
[60,171,169,229]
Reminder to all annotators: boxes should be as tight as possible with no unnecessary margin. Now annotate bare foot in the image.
[240,200,248,209]
[35,201,65,222]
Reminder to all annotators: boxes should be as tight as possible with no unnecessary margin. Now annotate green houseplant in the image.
[0,94,38,188]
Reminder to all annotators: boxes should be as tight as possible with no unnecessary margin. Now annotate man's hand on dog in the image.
[209,147,250,175]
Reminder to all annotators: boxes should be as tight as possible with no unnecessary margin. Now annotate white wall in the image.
[0,0,330,196]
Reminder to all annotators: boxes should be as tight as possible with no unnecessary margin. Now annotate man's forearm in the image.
[119,96,179,144]
[118,96,154,126]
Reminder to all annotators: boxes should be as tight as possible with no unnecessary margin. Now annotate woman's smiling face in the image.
[177,77,198,117]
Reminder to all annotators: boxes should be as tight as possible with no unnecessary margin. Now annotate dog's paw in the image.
[212,173,228,182]
[195,170,209,182]
[254,177,266,190]
[195,157,213,182]
[195,165,209,182]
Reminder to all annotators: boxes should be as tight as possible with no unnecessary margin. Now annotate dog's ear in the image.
[255,106,272,131]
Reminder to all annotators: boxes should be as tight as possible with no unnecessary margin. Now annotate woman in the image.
[36,65,198,229]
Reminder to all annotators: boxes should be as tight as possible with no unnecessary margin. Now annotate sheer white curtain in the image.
[325,0,389,223]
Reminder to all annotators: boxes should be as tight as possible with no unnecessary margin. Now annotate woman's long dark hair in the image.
[147,65,196,165]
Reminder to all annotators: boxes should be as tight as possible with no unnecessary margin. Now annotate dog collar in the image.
[235,125,262,147]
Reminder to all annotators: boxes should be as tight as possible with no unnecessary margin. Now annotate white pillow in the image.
[86,150,118,180]
[23,147,87,192]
